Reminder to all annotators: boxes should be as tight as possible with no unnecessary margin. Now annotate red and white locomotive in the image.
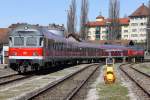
[8,24,144,73]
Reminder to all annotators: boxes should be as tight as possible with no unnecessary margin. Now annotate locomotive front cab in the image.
[9,25,44,73]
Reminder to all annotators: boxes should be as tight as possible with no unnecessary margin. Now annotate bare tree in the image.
[80,0,89,40]
[108,0,120,40]
[67,0,77,35]
[146,0,150,53]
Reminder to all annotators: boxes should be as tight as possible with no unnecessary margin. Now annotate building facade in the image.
[86,16,129,41]
[86,3,150,44]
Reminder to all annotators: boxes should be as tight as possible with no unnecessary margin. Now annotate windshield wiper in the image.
[18,32,24,46]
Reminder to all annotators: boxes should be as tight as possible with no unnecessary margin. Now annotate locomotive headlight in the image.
[33,51,38,56]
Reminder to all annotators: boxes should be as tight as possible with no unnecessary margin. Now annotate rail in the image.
[120,63,150,97]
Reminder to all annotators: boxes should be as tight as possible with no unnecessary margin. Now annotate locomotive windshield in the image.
[14,37,24,46]
[26,37,37,46]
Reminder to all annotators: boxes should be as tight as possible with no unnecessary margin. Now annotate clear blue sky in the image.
[0,0,148,28]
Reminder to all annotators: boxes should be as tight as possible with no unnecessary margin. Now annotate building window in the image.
[140,28,143,32]
[95,26,100,35]
[96,35,100,40]
[102,36,106,39]
[143,22,147,25]
[124,26,128,28]
[124,30,128,33]
[102,31,106,33]
[131,23,138,26]
[96,26,100,31]
[88,31,91,35]
[140,23,144,26]
[124,35,128,38]
[131,34,138,37]
[132,29,137,32]
[139,28,146,32]
[140,34,146,37]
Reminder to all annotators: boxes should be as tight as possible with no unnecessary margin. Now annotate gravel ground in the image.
[69,64,102,100]
[85,65,103,100]
[0,64,91,100]
[132,63,150,75]
[93,64,130,100]
[0,65,17,78]
[117,64,138,100]
[119,64,150,100]
[31,64,98,100]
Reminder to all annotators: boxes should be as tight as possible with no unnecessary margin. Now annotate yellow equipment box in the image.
[104,67,116,84]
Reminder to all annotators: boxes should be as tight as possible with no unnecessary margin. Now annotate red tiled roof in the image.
[119,18,130,25]
[86,21,106,27]
[86,18,129,27]
[129,3,150,17]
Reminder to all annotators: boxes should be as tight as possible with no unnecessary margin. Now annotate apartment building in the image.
[86,15,129,41]
[86,3,150,43]
[127,3,150,43]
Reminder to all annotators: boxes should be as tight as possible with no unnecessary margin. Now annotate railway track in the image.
[29,64,99,100]
[0,73,33,86]
[120,63,150,98]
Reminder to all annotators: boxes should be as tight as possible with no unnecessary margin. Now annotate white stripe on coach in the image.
[9,56,43,60]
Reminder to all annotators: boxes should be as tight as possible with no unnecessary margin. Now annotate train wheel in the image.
[35,65,39,71]
[18,66,25,74]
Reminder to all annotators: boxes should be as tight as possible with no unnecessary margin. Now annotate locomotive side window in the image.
[26,37,37,46]
[14,37,24,46]
[9,37,12,46]
[9,37,12,42]
[39,37,44,46]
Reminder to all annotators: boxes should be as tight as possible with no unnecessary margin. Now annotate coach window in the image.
[58,42,61,50]
[57,42,59,50]
[59,42,61,51]
[55,43,57,50]
[56,42,58,50]
[53,43,55,50]
[55,42,58,50]
[62,43,64,51]
[61,43,63,51]
[54,43,56,50]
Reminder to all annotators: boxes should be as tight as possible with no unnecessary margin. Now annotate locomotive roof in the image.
[10,24,42,36]
[41,27,67,42]
[127,45,144,50]
[99,45,128,52]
